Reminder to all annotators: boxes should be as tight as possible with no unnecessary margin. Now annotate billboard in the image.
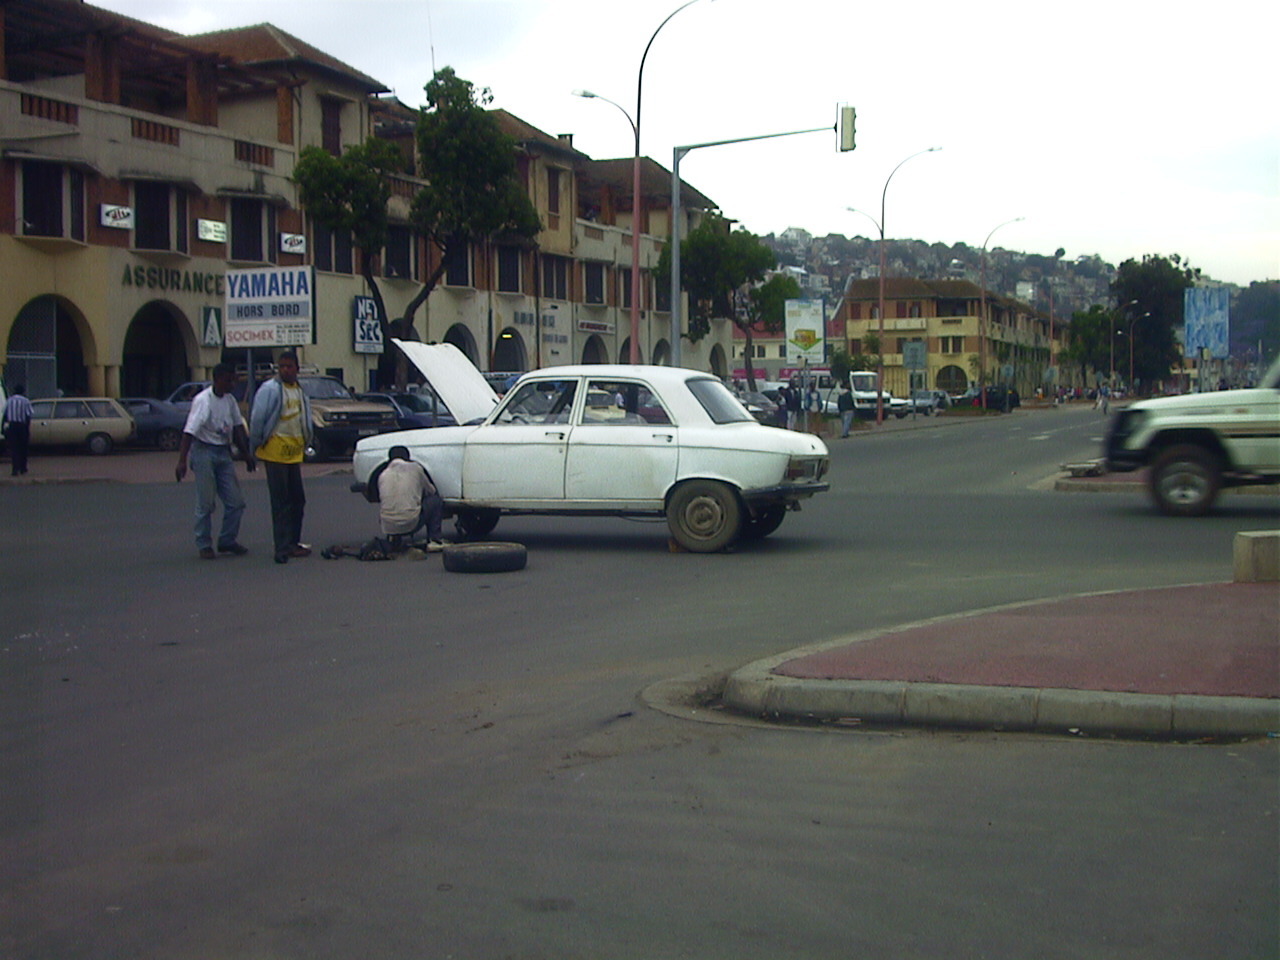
[785,299,825,364]
[224,266,315,348]
[1183,286,1229,359]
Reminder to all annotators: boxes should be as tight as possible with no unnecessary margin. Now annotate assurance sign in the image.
[224,266,315,347]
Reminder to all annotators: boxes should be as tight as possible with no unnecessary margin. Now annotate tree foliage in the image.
[1110,254,1198,389]
[1064,304,1111,384]
[293,137,404,345]
[655,215,776,344]
[736,273,800,389]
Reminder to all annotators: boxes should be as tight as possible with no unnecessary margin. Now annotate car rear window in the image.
[686,378,755,424]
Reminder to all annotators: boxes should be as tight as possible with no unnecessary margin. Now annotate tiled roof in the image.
[182,24,387,93]
[492,110,590,162]
[844,278,986,299]
[581,158,715,210]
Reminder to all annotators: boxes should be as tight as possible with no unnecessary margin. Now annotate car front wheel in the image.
[666,480,742,553]
[1149,444,1222,517]
[86,432,114,455]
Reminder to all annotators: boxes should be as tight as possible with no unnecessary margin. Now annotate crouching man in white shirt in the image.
[378,444,446,551]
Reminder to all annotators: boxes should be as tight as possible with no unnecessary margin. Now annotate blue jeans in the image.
[190,441,246,551]
[840,410,854,436]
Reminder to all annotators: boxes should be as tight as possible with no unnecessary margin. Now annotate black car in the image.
[358,391,456,429]
[120,397,187,450]
[959,385,1020,410]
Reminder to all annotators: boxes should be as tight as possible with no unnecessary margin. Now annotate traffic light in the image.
[839,106,856,152]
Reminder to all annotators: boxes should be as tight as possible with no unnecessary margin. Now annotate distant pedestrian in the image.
[250,351,313,564]
[3,384,34,476]
[836,384,854,437]
[806,383,822,433]
[174,363,255,559]
[785,381,802,430]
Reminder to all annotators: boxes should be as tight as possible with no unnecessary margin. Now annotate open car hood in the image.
[393,339,501,425]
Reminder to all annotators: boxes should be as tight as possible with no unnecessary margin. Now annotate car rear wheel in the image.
[739,504,786,541]
[455,508,500,539]
[157,427,182,451]
[86,432,114,455]
[666,480,742,553]
[1149,444,1222,517]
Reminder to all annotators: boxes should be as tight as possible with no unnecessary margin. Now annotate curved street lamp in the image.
[579,0,708,365]
[978,216,1024,409]
[849,147,941,423]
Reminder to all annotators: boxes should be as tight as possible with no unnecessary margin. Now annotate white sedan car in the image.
[352,341,831,552]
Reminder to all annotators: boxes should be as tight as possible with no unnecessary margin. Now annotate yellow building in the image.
[0,0,728,400]
[835,278,1066,397]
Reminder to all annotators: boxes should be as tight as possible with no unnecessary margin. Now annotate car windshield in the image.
[493,380,577,424]
[397,392,445,414]
[687,378,755,424]
[850,373,878,392]
[299,377,352,400]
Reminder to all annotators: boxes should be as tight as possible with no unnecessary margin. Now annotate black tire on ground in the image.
[157,427,182,451]
[455,508,500,539]
[442,541,527,573]
[86,432,113,455]
[739,504,787,541]
[666,479,742,553]
[1149,444,1223,517]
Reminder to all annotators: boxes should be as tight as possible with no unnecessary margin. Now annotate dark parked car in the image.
[958,385,1020,410]
[120,397,186,450]
[358,391,457,430]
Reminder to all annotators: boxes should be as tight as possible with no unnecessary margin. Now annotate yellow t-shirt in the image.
[256,383,306,464]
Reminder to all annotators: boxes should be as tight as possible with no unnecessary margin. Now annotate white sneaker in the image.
[426,540,446,552]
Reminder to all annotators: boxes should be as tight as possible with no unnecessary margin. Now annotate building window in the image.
[909,302,922,318]
[321,99,343,156]
[230,197,264,262]
[870,306,880,320]
[444,239,470,286]
[849,304,861,320]
[896,301,908,319]
[618,267,632,309]
[384,224,413,279]
[655,276,671,312]
[541,255,568,300]
[312,221,355,274]
[134,181,188,253]
[21,161,84,241]
[496,245,521,293]
[547,167,560,215]
[584,262,606,305]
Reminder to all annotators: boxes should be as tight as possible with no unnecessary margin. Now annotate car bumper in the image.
[742,481,830,504]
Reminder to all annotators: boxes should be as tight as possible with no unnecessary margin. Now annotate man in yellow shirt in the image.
[249,351,313,564]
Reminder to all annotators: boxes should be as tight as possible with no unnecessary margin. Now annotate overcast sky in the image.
[102,0,1277,286]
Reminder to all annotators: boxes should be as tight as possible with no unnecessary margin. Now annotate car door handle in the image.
[653,433,674,442]
[544,431,566,440]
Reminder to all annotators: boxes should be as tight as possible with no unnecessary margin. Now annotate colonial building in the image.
[0,0,727,401]
[834,278,1068,397]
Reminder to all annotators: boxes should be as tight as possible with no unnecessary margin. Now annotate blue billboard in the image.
[1183,287,1230,359]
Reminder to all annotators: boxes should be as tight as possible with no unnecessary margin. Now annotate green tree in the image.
[1232,281,1280,365]
[1110,254,1198,390]
[408,68,541,342]
[656,215,775,346]
[1064,304,1111,385]
[293,137,405,356]
[739,273,801,389]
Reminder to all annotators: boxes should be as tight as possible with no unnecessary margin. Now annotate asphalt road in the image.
[2,405,1276,959]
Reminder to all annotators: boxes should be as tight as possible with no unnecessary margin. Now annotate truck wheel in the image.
[739,504,786,541]
[442,541,526,573]
[455,508,500,539]
[666,480,742,552]
[1149,444,1222,517]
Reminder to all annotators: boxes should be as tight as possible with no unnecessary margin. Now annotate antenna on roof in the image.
[426,0,437,74]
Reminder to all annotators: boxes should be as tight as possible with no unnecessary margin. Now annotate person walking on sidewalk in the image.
[174,363,255,559]
[3,384,33,476]
[249,351,313,564]
[836,384,854,438]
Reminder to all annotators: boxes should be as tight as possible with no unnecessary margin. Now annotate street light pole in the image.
[1111,299,1138,386]
[670,124,834,367]
[978,216,1024,411]
[865,147,941,424]
[1128,311,1150,390]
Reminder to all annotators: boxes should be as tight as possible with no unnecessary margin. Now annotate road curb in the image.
[719,588,1280,740]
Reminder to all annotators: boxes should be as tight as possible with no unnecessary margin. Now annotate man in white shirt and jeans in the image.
[378,444,446,551]
[175,363,256,559]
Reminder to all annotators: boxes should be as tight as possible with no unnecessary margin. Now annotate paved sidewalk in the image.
[0,449,350,485]
[724,583,1279,739]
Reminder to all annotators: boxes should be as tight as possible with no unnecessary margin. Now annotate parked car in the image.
[166,381,209,414]
[28,397,135,454]
[1105,356,1280,516]
[905,389,950,415]
[351,341,831,552]
[295,375,400,461]
[957,385,1021,410]
[733,389,779,425]
[120,397,186,450]
[358,390,457,430]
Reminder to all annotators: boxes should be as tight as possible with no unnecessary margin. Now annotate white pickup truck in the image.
[1104,358,1280,515]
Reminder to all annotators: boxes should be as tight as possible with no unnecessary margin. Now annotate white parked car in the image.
[352,341,831,552]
